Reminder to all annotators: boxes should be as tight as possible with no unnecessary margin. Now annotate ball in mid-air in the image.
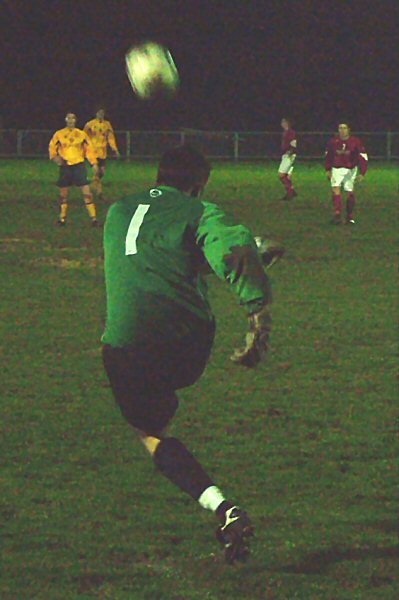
[125,41,179,100]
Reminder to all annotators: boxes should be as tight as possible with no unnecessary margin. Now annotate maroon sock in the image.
[333,194,342,214]
[282,174,294,193]
[347,193,355,218]
[216,500,235,522]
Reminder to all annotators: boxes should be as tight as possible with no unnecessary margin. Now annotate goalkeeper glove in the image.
[230,304,271,368]
[254,237,285,270]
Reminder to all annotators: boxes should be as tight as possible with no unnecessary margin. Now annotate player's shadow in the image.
[278,545,398,575]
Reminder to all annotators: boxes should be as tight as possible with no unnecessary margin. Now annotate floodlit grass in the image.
[1,159,398,599]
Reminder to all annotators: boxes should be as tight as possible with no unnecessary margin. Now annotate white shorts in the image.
[278,154,296,176]
[330,167,358,192]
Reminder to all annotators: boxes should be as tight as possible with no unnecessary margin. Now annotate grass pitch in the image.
[1,160,398,599]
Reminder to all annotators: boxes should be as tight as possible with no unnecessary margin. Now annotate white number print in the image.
[125,204,151,255]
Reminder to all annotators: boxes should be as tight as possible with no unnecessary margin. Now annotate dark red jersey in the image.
[325,136,368,175]
[281,129,297,155]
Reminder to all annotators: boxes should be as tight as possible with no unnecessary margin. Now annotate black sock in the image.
[153,437,214,501]
[216,500,235,522]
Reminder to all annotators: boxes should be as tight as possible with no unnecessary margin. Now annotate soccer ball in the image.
[125,41,179,100]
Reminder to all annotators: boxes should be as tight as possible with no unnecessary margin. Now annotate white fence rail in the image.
[0,130,398,160]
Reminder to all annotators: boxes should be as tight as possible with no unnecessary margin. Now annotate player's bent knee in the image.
[115,391,178,437]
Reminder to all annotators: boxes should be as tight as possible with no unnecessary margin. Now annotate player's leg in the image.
[91,171,100,194]
[346,193,355,224]
[80,184,98,225]
[92,159,105,199]
[139,427,253,564]
[57,187,69,225]
[344,168,357,224]
[286,160,297,198]
[56,165,72,225]
[102,327,253,563]
[278,172,287,199]
[137,427,226,509]
[330,168,344,224]
[278,155,296,200]
[71,162,98,225]
[278,155,288,199]
[102,343,221,506]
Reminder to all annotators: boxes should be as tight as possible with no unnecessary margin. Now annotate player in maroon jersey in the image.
[325,123,368,224]
[278,118,298,200]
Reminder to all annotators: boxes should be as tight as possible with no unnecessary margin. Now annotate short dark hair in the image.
[156,144,211,192]
[282,117,292,126]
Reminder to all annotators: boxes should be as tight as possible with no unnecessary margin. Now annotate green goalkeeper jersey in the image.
[102,185,272,347]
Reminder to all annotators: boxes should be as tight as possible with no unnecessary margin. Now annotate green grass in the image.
[1,160,398,599]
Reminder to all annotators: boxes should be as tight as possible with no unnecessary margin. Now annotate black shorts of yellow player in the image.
[56,162,89,188]
[102,318,215,436]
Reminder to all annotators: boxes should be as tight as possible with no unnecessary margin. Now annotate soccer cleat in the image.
[345,218,355,225]
[91,219,99,227]
[57,219,66,226]
[216,506,254,565]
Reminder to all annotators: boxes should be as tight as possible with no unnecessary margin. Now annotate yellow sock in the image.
[140,435,162,456]
[59,202,68,221]
[84,195,97,219]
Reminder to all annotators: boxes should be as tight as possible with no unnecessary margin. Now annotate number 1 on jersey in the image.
[125,204,151,255]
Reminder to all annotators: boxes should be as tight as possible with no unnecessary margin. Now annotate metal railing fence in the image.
[0,130,397,160]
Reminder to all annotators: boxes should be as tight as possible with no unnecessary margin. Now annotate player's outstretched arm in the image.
[199,236,284,275]
[196,201,274,368]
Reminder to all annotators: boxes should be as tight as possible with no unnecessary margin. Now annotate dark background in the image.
[2,0,398,131]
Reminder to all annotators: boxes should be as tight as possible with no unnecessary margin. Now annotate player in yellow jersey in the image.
[84,108,120,200]
[49,113,99,226]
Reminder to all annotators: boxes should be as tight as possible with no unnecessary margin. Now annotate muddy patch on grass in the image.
[32,257,103,269]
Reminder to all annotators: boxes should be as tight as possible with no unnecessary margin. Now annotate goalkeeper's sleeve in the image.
[195,201,272,314]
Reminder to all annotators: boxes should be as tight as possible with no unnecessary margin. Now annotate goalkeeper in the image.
[102,145,281,564]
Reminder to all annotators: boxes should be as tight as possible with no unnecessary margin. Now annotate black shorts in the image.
[57,162,89,187]
[102,319,215,435]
